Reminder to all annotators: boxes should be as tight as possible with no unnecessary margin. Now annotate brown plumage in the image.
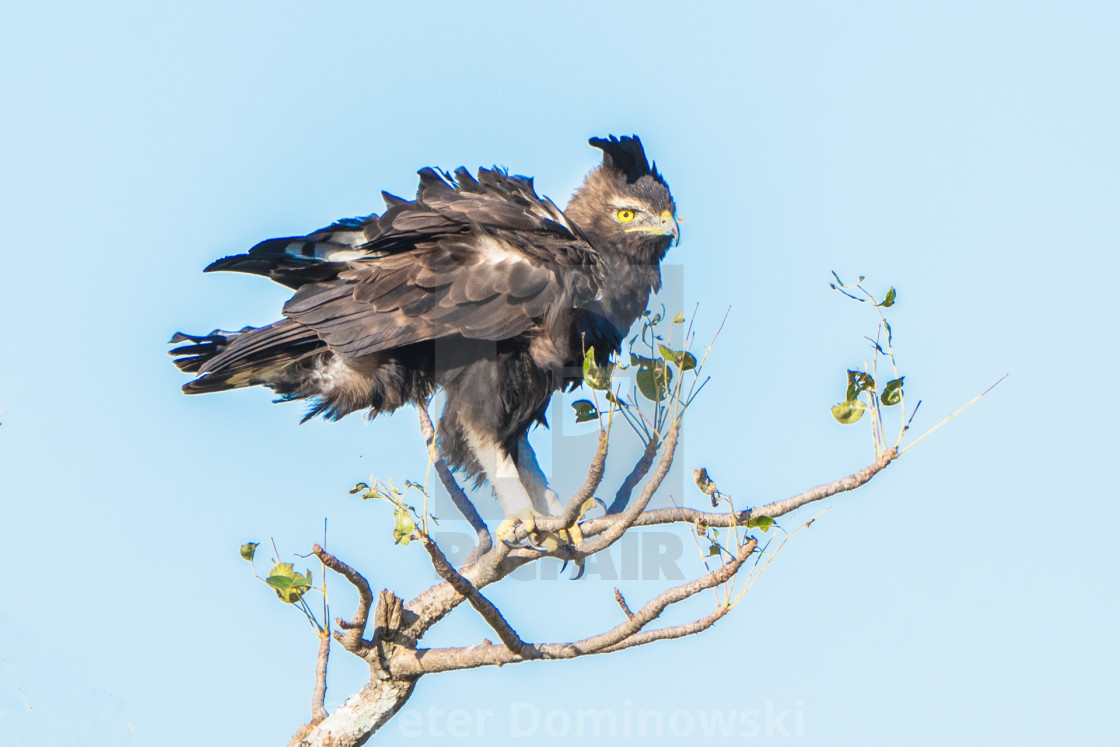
[171,135,678,521]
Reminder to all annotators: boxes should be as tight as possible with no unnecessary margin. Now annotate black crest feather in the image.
[588,134,663,185]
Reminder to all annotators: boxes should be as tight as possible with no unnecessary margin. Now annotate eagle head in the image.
[565,135,679,265]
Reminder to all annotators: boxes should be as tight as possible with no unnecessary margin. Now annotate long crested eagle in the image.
[171,135,678,538]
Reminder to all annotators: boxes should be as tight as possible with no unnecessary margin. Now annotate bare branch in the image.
[575,426,679,556]
[313,545,373,653]
[392,535,755,676]
[401,540,519,642]
[310,632,330,725]
[606,438,659,514]
[597,605,730,654]
[421,537,536,660]
[561,534,753,655]
[577,447,897,535]
[418,405,492,562]
[748,447,897,519]
[556,430,608,530]
[613,588,634,619]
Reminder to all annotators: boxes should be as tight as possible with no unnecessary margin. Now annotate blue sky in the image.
[2,1,1117,744]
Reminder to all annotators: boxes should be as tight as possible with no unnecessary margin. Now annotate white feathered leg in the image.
[465,429,535,517]
[518,433,584,550]
[516,434,563,515]
[466,428,540,542]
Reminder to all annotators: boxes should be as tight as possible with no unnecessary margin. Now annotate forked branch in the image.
[313,544,373,654]
[391,535,756,676]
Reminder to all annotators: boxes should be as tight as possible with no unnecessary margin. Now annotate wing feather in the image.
[202,166,603,359]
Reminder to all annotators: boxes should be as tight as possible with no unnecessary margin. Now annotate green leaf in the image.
[880,287,896,308]
[673,313,686,324]
[658,345,698,372]
[845,370,875,402]
[747,516,774,532]
[239,542,259,562]
[831,400,866,424]
[571,399,599,423]
[883,319,893,347]
[880,377,905,406]
[631,354,672,401]
[393,505,416,545]
[707,544,721,557]
[582,347,614,390]
[349,482,369,495]
[265,563,312,603]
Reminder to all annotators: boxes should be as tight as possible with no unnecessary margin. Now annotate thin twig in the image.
[898,374,1007,455]
[613,588,634,619]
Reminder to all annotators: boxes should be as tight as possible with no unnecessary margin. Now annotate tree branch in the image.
[558,534,752,655]
[310,632,330,725]
[555,430,608,531]
[613,588,634,619]
[574,426,679,556]
[400,540,520,643]
[418,405,492,563]
[391,535,754,676]
[576,447,897,536]
[290,677,417,747]
[607,437,659,514]
[421,537,536,660]
[745,447,897,520]
[596,605,731,654]
[313,545,373,654]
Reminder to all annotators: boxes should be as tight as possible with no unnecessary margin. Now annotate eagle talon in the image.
[496,508,542,546]
[560,522,584,549]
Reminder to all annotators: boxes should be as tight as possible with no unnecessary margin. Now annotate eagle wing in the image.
[201,167,601,365]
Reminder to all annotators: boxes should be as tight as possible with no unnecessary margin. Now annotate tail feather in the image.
[169,328,254,374]
[170,321,325,395]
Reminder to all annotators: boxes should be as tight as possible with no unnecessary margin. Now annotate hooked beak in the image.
[659,210,680,246]
[627,210,680,246]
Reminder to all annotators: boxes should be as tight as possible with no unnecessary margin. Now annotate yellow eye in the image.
[616,209,636,223]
